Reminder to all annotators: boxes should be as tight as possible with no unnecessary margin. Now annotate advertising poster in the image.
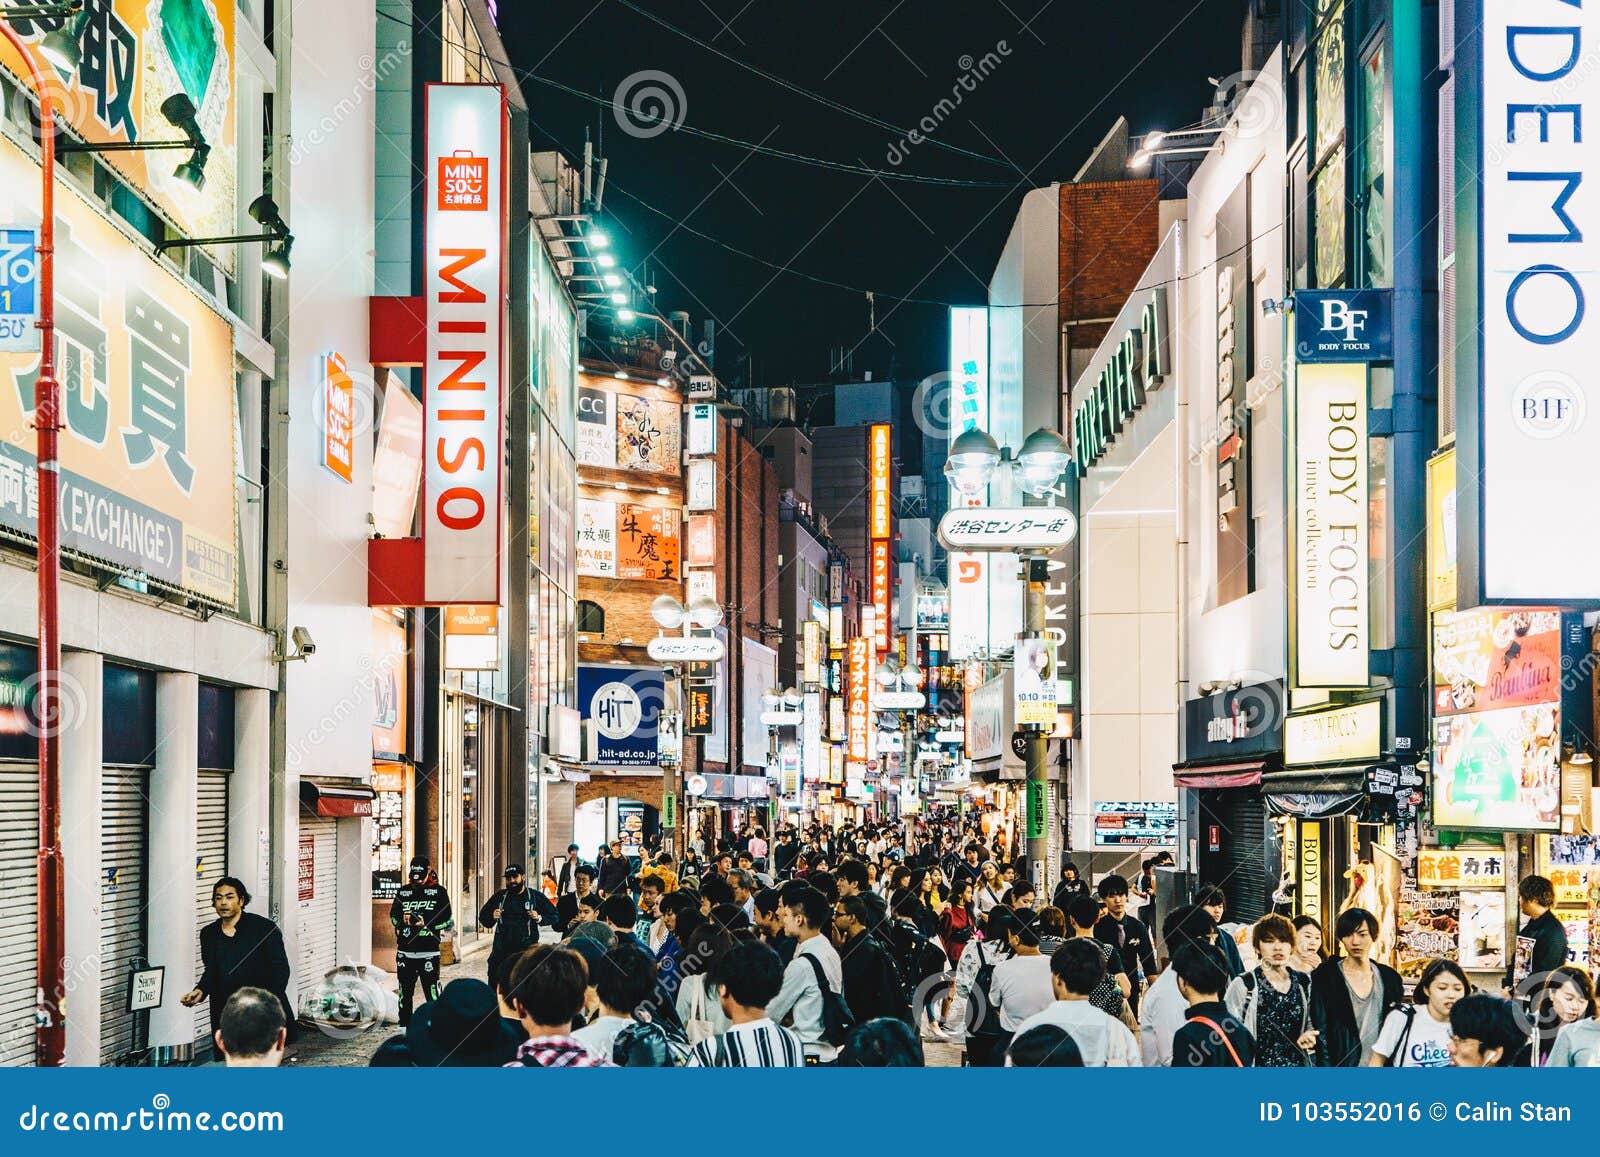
[0,0,239,272]
[1013,636,1057,728]
[1431,705,1561,832]
[616,801,644,856]
[578,664,662,767]
[1395,883,1459,984]
[685,514,716,568]
[576,385,615,467]
[616,503,680,581]
[0,135,237,604]
[1092,802,1177,847]
[1432,608,1562,717]
[615,394,681,473]
[370,611,407,759]
[1415,846,1506,890]
[575,498,616,577]
[1458,890,1506,971]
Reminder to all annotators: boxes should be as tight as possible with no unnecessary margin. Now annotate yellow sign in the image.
[1426,448,1457,612]
[1417,846,1506,890]
[1285,700,1382,766]
[0,0,239,271]
[1299,820,1322,922]
[0,133,236,604]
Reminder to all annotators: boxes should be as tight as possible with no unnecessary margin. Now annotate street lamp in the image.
[0,0,82,1070]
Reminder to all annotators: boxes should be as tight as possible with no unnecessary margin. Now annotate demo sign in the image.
[424,83,506,604]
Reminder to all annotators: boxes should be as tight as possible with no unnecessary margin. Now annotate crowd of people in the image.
[188,808,1600,1070]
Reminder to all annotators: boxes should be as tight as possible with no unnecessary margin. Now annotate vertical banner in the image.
[847,635,871,764]
[424,83,505,604]
[1292,362,1369,687]
[322,352,355,482]
[870,539,891,653]
[1476,4,1600,600]
[1214,182,1253,605]
[868,423,892,539]
[947,307,989,661]
[802,620,822,685]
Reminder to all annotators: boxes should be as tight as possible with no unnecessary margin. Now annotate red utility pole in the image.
[0,16,66,1068]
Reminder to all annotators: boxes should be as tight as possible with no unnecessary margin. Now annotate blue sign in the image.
[1294,289,1393,363]
[0,228,39,354]
[578,664,663,767]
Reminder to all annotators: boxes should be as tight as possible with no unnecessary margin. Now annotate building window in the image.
[577,600,605,635]
[1358,41,1389,287]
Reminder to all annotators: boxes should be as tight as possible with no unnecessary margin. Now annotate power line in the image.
[606,0,1015,170]
[520,71,1016,187]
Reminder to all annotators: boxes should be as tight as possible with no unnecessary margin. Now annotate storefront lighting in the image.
[604,272,622,287]
[589,228,610,248]
[875,658,899,688]
[157,193,293,275]
[617,309,636,322]
[656,377,670,387]
[614,370,628,379]
[36,4,87,72]
[596,252,616,268]
[60,90,211,192]
[610,291,627,304]
[1143,130,1167,151]
[687,597,723,629]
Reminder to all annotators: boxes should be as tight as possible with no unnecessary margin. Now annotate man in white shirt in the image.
[690,939,804,1066]
[1009,939,1141,1067]
[989,910,1055,1032]
[1139,904,1218,1066]
[765,884,844,1063]
[571,939,657,1061]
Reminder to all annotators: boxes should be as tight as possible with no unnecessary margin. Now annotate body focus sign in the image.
[423,83,506,604]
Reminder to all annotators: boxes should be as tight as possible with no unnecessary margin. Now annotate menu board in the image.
[1396,883,1459,984]
[1458,890,1506,970]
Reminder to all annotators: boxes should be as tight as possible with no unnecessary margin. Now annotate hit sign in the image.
[424,84,505,603]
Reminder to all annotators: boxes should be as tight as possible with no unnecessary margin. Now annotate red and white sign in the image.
[423,83,505,604]
[323,352,354,482]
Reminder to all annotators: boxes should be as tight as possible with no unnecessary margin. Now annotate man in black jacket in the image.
[1170,942,1255,1067]
[556,864,597,933]
[773,830,799,879]
[556,844,587,898]
[596,840,632,897]
[390,856,454,1024]
[480,865,557,982]
[831,895,910,1025]
[1094,874,1158,1015]
[1505,874,1568,993]
[182,877,294,1039]
[1309,907,1403,1066]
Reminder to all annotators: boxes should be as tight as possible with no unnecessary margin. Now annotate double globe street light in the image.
[938,425,1076,895]
[649,595,723,856]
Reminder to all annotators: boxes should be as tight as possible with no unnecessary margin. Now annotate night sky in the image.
[500,0,1248,384]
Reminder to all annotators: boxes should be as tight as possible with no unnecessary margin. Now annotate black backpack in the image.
[968,942,1007,1042]
[888,918,949,991]
[802,953,858,1047]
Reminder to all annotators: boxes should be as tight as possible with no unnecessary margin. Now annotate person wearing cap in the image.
[390,856,454,1025]
[370,978,523,1067]
[556,843,587,898]
[480,864,557,985]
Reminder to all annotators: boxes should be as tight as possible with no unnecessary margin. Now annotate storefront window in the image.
[1359,42,1390,287]
[1313,151,1347,288]
[1313,4,1346,163]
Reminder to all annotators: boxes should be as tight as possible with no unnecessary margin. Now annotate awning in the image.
[1262,765,1370,820]
[300,777,377,818]
[1173,759,1270,790]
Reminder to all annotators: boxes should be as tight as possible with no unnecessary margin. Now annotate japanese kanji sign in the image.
[0,229,39,354]
[938,508,1078,552]
[0,0,239,273]
[1416,846,1506,891]
[0,133,236,603]
[616,502,680,581]
[322,352,354,483]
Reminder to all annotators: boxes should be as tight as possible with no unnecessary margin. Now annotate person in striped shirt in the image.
[689,939,804,1067]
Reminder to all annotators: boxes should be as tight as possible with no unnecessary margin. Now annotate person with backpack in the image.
[571,940,658,1061]
[1224,914,1318,1066]
[1309,907,1403,1066]
[689,939,804,1067]
[1367,958,1466,1068]
[958,907,1022,1066]
[1006,938,1139,1066]
[1170,941,1256,1067]
[1067,897,1132,1024]
[833,894,913,1025]
[766,884,850,1064]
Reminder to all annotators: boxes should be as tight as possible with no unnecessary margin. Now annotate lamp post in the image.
[0,1,81,1069]
[940,426,1073,890]
[651,594,724,857]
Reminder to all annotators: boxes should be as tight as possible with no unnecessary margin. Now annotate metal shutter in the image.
[543,780,575,871]
[193,771,228,1046]
[1199,788,1268,923]
[297,818,339,995]
[100,768,148,1066]
[0,763,37,1066]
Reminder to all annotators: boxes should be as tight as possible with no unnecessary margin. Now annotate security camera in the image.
[292,626,316,656]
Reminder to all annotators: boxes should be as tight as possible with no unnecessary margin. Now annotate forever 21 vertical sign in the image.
[424,84,506,604]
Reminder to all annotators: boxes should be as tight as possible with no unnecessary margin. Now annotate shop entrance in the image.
[442,691,502,947]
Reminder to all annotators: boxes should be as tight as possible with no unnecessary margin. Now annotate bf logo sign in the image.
[1322,299,1369,343]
